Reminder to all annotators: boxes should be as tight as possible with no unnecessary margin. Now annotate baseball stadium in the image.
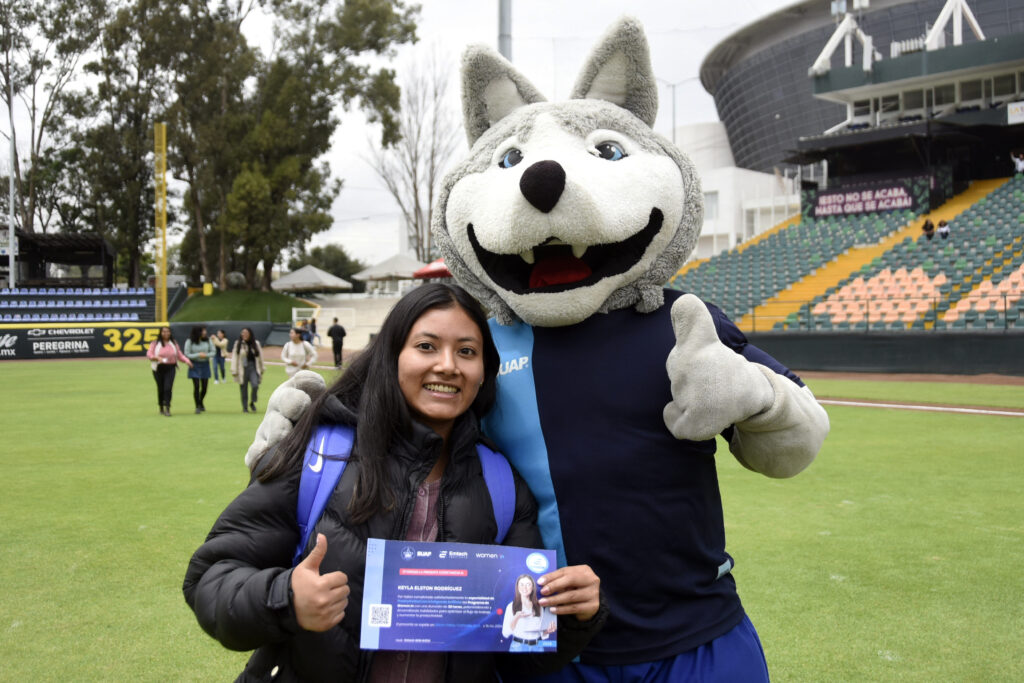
[1,1,1022,680]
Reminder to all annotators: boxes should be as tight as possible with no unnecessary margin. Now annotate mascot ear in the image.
[461,44,547,146]
[569,16,658,128]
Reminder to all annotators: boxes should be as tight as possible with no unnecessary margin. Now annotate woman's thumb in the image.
[300,533,328,572]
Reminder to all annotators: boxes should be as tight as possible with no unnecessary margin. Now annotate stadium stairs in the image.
[734,178,1007,332]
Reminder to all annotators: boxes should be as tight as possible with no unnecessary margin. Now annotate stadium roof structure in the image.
[789,0,1024,176]
[14,230,115,288]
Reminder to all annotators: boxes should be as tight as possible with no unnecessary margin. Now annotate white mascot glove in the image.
[663,294,829,478]
[663,294,775,442]
[245,370,327,469]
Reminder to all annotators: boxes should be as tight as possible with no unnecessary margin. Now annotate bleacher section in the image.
[801,176,1024,331]
[668,210,915,323]
[0,286,156,323]
[669,176,1023,333]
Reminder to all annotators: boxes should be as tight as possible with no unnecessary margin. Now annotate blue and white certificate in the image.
[360,539,558,653]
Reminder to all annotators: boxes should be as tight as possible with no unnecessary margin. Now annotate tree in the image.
[0,0,106,233]
[165,0,259,290]
[288,243,366,292]
[367,46,461,262]
[218,0,418,290]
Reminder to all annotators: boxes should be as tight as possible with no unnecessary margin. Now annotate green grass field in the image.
[0,359,1021,681]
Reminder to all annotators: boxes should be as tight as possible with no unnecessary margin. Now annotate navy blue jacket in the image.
[484,289,802,665]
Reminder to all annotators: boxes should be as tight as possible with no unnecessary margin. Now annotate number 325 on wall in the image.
[102,327,160,353]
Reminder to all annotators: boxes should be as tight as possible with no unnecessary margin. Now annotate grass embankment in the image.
[171,290,313,323]
[0,359,1021,680]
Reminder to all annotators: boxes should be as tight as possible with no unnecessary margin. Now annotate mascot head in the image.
[433,17,703,327]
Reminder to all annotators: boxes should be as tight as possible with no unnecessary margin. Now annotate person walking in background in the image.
[327,317,346,369]
[232,327,264,413]
[281,327,318,377]
[937,219,950,240]
[309,317,321,346]
[185,325,214,414]
[147,326,192,417]
[211,329,229,384]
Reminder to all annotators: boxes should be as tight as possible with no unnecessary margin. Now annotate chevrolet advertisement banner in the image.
[0,324,167,361]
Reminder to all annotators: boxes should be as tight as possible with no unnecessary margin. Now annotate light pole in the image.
[656,77,699,146]
[4,74,14,288]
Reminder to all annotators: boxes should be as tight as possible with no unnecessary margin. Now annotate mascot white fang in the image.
[248,16,829,682]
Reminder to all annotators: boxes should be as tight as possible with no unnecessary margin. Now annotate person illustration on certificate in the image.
[502,574,556,652]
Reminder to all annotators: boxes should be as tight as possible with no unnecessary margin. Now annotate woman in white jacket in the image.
[281,327,318,377]
[502,573,556,652]
[231,327,265,413]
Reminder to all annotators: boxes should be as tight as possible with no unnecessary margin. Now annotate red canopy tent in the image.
[413,257,452,279]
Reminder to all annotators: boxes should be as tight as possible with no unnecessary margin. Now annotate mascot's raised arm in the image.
[248,16,828,682]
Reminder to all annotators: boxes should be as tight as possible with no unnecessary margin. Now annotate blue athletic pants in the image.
[504,614,769,683]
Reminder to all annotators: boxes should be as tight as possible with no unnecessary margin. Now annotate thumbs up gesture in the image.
[291,534,350,632]
[663,294,775,441]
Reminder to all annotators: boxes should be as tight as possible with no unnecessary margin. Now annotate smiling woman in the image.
[183,282,608,681]
[397,305,486,446]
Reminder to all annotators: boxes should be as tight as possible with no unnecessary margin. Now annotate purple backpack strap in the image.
[476,443,515,544]
[293,425,354,566]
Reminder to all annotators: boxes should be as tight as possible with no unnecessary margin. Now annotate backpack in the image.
[293,423,515,566]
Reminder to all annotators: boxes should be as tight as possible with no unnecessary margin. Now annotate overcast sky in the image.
[5,1,799,266]
[282,0,798,266]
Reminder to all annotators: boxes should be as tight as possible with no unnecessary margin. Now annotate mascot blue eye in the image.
[595,142,625,161]
[499,149,523,168]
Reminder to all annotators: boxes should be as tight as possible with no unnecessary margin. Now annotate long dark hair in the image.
[157,326,176,347]
[258,283,500,524]
[238,327,260,357]
[189,325,206,345]
[512,574,541,617]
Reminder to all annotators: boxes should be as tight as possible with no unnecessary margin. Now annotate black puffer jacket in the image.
[183,399,606,682]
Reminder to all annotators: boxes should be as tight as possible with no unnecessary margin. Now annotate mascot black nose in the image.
[519,160,565,214]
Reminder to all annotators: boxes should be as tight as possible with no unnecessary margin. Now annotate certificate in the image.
[360,539,558,653]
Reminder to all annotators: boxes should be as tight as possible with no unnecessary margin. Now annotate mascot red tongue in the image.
[529,255,592,288]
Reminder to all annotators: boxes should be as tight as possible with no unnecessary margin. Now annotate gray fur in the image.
[461,45,547,147]
[569,16,659,128]
[435,19,702,326]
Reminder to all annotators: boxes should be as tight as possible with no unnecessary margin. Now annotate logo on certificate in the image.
[401,546,415,560]
[525,552,549,574]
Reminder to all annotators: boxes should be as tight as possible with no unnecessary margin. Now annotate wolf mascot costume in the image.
[247,17,829,682]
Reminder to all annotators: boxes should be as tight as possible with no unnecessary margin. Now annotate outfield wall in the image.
[748,332,1024,376]
[0,322,275,361]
